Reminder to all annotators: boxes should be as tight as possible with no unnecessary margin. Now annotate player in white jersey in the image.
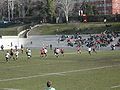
[44,48,48,57]
[27,48,31,59]
[88,47,92,55]
[45,81,56,90]
[54,48,60,57]
[15,50,19,60]
[5,51,10,62]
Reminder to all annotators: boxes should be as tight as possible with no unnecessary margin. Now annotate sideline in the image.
[0,64,120,82]
[111,85,120,89]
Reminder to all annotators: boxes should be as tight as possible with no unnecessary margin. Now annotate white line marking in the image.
[111,85,120,89]
[0,64,119,82]
[0,88,20,90]
[54,73,65,76]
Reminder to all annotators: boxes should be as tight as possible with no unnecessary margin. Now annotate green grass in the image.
[0,49,120,90]
[29,22,120,35]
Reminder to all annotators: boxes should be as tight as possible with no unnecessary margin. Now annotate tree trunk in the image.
[65,13,68,23]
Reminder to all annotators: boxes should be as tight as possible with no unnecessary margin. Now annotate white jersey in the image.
[56,48,60,53]
[45,87,55,90]
[5,53,10,58]
[28,49,31,56]
[44,49,48,53]
[88,47,92,51]
[15,51,19,56]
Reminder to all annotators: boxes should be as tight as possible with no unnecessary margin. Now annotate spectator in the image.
[15,45,17,50]
[11,42,13,47]
[1,45,4,51]
[45,81,56,90]
[30,41,32,44]
[21,44,24,54]
[50,44,52,50]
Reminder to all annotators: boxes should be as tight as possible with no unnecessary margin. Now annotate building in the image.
[112,0,120,14]
[76,0,120,15]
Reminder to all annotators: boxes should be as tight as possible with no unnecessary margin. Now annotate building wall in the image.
[76,0,120,15]
[112,0,120,14]
[87,0,112,15]
[0,36,25,50]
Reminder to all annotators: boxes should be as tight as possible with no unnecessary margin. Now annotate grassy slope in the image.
[0,26,18,36]
[29,22,120,35]
[0,25,25,36]
[0,49,120,90]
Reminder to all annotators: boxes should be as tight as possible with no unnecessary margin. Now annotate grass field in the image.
[0,49,120,90]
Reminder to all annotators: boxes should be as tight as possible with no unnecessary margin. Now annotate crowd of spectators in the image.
[59,32,119,49]
[115,38,120,47]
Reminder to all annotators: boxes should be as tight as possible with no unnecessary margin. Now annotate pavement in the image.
[23,35,120,51]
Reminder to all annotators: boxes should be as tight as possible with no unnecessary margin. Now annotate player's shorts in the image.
[61,51,64,54]
[6,57,9,60]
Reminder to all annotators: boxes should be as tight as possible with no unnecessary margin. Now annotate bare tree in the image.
[56,0,75,23]
[16,0,45,18]
[16,0,32,18]
[0,0,8,20]
[0,0,47,20]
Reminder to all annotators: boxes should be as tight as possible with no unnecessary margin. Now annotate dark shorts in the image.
[41,52,44,55]
[55,52,58,54]
[6,57,9,60]
[10,53,13,56]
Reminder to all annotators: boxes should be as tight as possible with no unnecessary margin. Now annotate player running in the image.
[27,48,31,59]
[76,46,81,54]
[5,51,10,62]
[40,48,45,57]
[88,47,92,55]
[14,50,19,60]
[54,48,60,57]
[9,48,15,60]
[60,48,64,56]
